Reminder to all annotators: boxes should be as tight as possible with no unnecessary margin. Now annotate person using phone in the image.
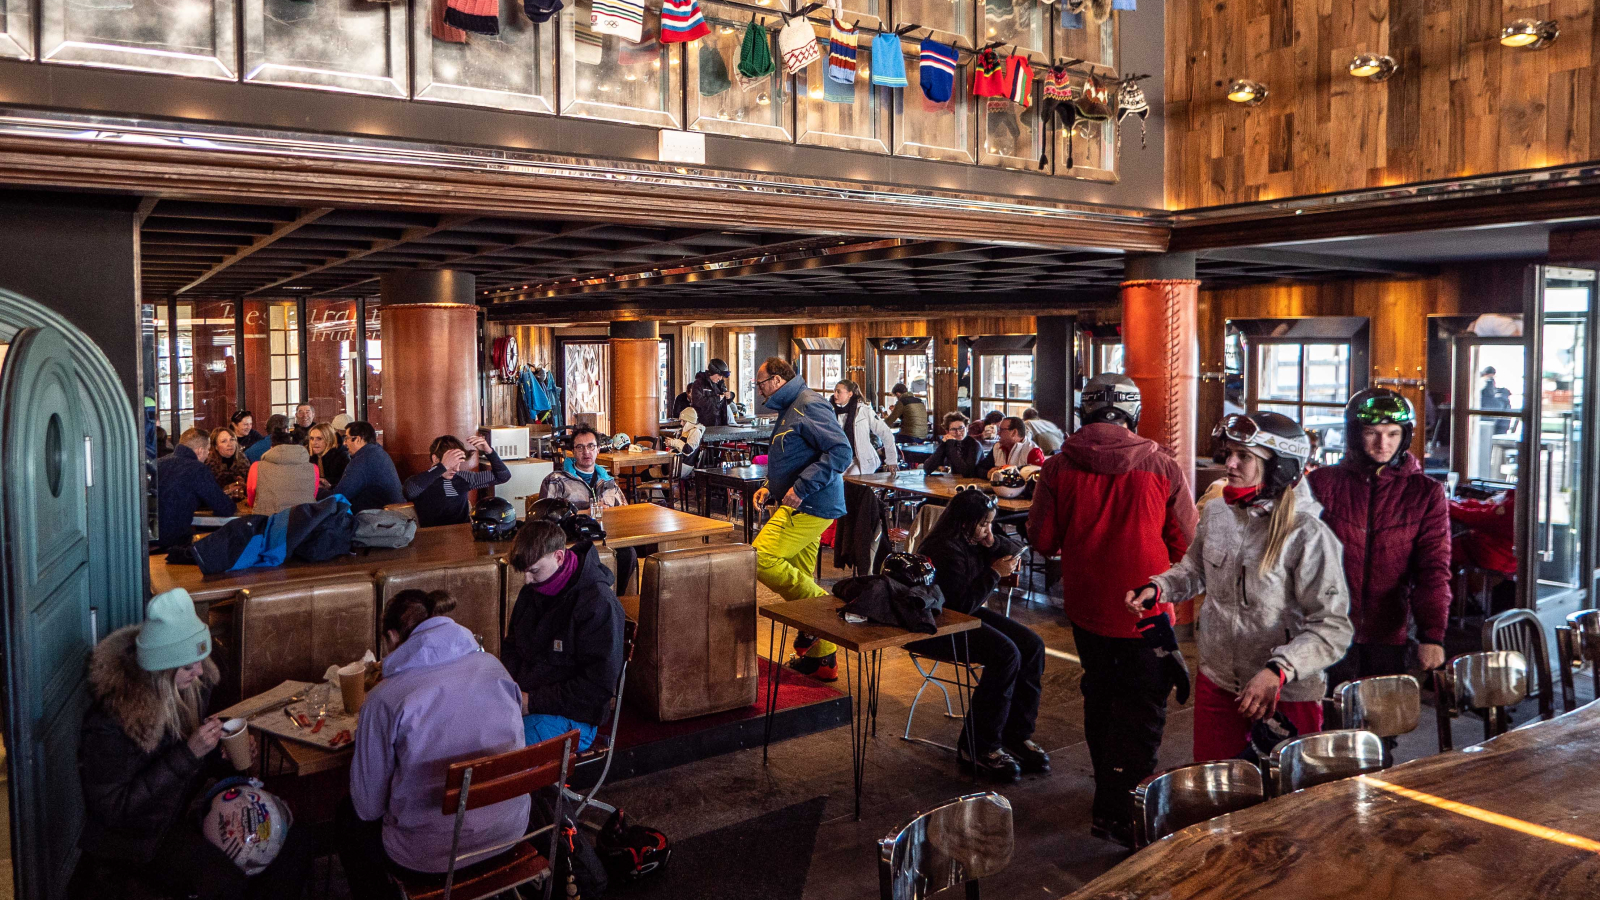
[905,488,1048,783]
[1127,411,1351,766]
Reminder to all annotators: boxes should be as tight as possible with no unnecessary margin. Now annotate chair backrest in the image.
[1484,609,1553,719]
[633,544,758,721]
[1268,729,1388,795]
[1567,609,1600,660]
[1335,675,1420,738]
[905,503,945,555]
[1134,761,1265,846]
[236,576,377,699]
[378,559,505,656]
[634,436,658,449]
[1450,650,1529,710]
[383,502,419,523]
[878,792,1012,900]
[443,729,579,815]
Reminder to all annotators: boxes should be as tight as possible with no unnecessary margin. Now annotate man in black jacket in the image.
[689,358,737,427]
[154,428,237,550]
[402,433,512,527]
[501,520,625,750]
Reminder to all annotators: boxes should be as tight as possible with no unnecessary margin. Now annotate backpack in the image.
[350,509,417,549]
[596,809,671,883]
[553,816,609,899]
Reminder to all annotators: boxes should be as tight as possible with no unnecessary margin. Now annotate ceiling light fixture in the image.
[1501,18,1559,49]
[1348,54,1397,81]
[1226,79,1267,106]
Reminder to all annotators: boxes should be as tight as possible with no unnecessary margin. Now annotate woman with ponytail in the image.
[1125,411,1352,762]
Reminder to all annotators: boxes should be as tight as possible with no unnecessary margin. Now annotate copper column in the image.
[609,320,661,440]
[378,270,480,479]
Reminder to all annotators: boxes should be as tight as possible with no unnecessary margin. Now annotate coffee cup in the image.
[220,718,251,771]
[339,662,367,716]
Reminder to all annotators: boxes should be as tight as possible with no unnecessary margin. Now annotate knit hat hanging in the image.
[699,41,732,95]
[826,18,858,84]
[445,0,499,36]
[660,0,710,43]
[918,38,958,104]
[1003,54,1033,107]
[971,47,1005,98]
[432,0,468,43]
[778,16,820,74]
[1037,65,1076,169]
[737,17,776,90]
[823,71,855,102]
[591,0,644,43]
[1116,78,1149,150]
[869,32,907,88]
[618,26,659,63]
[522,0,562,24]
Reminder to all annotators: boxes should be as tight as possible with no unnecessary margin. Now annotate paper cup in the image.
[220,718,251,771]
[339,662,367,716]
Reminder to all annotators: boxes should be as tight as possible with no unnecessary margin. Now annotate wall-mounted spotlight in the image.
[1348,54,1397,81]
[1501,18,1559,49]
[1226,79,1267,106]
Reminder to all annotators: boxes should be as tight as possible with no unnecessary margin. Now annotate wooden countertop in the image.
[1068,702,1600,900]
[846,470,1031,511]
[153,505,734,602]
[759,596,979,654]
[598,449,676,470]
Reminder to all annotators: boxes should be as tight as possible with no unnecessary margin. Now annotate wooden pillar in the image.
[609,320,660,440]
[378,270,479,479]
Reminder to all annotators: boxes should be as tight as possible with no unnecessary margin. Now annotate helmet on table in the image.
[525,496,606,544]
[200,778,294,876]
[1212,411,1310,500]
[881,551,937,588]
[1343,388,1415,468]
[1080,373,1142,429]
[471,497,519,542]
[988,466,1028,498]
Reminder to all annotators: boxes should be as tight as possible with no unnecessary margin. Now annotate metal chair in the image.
[1484,609,1554,721]
[1557,609,1600,712]
[878,792,1013,900]
[1133,760,1266,846]
[901,653,979,754]
[563,619,638,825]
[1434,650,1530,750]
[1335,674,1421,738]
[1266,729,1389,795]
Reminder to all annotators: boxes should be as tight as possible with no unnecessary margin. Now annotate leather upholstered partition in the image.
[633,545,758,722]
[502,545,616,634]
[236,577,378,699]
[378,558,504,655]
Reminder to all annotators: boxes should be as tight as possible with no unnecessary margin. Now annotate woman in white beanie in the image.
[77,588,313,899]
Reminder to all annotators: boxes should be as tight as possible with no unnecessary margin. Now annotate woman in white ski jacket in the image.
[1126,411,1351,762]
[832,380,899,476]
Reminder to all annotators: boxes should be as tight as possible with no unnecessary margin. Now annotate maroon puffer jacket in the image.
[1306,453,1451,645]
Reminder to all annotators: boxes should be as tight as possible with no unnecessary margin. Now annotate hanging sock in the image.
[444,0,499,36]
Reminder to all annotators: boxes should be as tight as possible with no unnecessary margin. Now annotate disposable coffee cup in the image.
[220,718,251,771]
[339,662,367,716]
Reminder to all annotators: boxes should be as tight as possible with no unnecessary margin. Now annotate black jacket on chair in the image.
[501,542,626,728]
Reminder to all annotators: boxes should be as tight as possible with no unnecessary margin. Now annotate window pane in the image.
[560,8,683,128]
[1257,402,1299,422]
[687,8,793,142]
[307,299,358,423]
[1008,354,1033,399]
[1303,343,1349,403]
[1258,344,1302,401]
[894,54,975,162]
[737,333,756,411]
[1465,413,1519,482]
[894,0,973,44]
[1469,344,1526,412]
[659,339,671,422]
[797,35,891,153]
[1302,405,1346,465]
[984,0,1046,55]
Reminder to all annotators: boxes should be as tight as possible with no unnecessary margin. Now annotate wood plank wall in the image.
[1166,0,1600,208]
[1196,263,1526,454]
[485,321,553,426]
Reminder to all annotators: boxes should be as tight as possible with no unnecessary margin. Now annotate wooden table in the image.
[599,503,733,548]
[696,464,767,543]
[1069,701,1600,900]
[215,680,352,777]
[846,470,1031,512]
[598,449,677,500]
[759,596,980,820]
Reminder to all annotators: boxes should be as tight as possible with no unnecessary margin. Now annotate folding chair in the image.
[563,620,638,825]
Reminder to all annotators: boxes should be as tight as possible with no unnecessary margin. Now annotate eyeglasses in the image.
[755,374,781,388]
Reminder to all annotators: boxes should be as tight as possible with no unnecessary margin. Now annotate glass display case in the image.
[687,7,792,142]
[414,0,556,113]
[243,0,408,96]
[561,4,683,128]
[797,26,890,153]
[894,49,975,162]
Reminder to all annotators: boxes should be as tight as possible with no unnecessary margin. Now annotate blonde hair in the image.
[309,422,338,453]
[1259,484,1298,577]
[156,667,206,742]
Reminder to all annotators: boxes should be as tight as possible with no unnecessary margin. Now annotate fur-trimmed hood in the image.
[88,624,219,754]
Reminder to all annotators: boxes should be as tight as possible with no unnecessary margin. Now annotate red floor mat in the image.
[614,657,842,750]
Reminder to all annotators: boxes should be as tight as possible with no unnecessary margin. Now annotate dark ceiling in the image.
[138,199,1437,317]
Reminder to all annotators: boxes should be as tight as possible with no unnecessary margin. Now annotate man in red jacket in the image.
[1027,374,1197,846]
[1307,389,1451,687]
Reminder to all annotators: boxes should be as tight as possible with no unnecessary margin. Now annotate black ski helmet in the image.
[1212,411,1311,500]
[471,497,519,542]
[881,551,937,588]
[1344,388,1415,468]
[525,496,606,543]
[1080,373,1142,430]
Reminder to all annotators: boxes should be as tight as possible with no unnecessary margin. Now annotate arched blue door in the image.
[0,326,95,900]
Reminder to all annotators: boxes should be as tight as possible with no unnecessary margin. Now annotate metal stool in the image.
[1266,729,1389,795]
[879,792,1013,900]
[1435,650,1530,751]
[1335,674,1421,738]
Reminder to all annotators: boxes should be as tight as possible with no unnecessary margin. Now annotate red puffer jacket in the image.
[1027,423,1198,639]
[1306,453,1451,646]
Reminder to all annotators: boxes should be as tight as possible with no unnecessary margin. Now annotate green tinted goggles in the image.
[1352,395,1414,426]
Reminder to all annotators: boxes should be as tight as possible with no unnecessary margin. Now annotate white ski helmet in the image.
[200,778,294,876]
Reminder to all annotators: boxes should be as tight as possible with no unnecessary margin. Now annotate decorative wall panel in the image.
[415,0,556,113]
[979,84,1042,170]
[892,0,972,47]
[982,0,1044,56]
[42,0,233,79]
[894,53,975,163]
[560,4,682,128]
[243,0,408,97]
[0,0,30,59]
[687,7,792,142]
[1053,1,1115,67]
[796,27,889,154]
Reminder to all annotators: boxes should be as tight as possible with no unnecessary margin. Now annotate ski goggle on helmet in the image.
[1213,413,1311,464]
[1350,391,1415,426]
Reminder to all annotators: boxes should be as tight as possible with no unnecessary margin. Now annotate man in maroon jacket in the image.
[1027,374,1198,846]
[1307,389,1451,687]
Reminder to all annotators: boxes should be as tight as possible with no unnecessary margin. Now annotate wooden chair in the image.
[383,502,419,523]
[390,730,580,900]
[636,453,683,509]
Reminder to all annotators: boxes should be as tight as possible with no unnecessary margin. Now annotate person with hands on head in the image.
[1307,389,1451,686]
[750,356,854,681]
[923,412,983,477]
[78,588,313,900]
[403,433,513,528]
[1128,411,1351,763]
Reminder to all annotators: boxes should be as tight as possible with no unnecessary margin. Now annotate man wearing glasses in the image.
[751,357,854,681]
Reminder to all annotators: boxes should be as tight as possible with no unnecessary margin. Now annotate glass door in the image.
[1523,267,1596,609]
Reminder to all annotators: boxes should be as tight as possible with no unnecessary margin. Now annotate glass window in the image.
[242,0,407,96]
[688,8,792,142]
[186,300,238,436]
[42,0,233,79]
[242,300,300,422]
[983,0,1045,54]
[659,338,672,422]
[307,299,360,425]
[364,303,383,437]
[1095,341,1123,376]
[893,0,973,45]
[737,332,756,411]
[801,350,843,390]
[560,6,683,128]
[1250,341,1351,466]
[565,341,611,433]
[797,30,890,153]
[979,86,1043,170]
[976,352,1033,418]
[879,345,933,412]
[414,0,556,113]
[1053,0,1117,67]
[894,53,975,162]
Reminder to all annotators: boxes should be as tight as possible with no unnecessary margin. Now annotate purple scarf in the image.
[529,548,580,596]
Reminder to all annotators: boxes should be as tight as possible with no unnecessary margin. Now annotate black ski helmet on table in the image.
[1213,411,1310,500]
[471,497,520,542]
[1343,388,1415,468]
[881,551,937,588]
[1080,373,1142,430]
[525,496,606,543]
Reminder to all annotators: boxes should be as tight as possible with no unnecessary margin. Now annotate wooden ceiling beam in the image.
[244,213,477,296]
[176,207,334,294]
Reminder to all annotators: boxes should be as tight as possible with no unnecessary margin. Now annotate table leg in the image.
[699,472,711,519]
[763,623,790,765]
[743,487,756,544]
[952,631,978,780]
